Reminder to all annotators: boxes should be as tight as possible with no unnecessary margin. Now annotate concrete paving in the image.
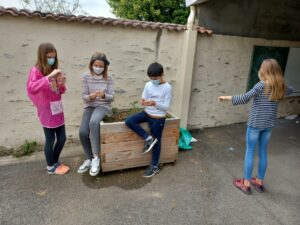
[0,117,299,225]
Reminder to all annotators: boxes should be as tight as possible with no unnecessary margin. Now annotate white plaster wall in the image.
[188,34,300,129]
[0,16,183,148]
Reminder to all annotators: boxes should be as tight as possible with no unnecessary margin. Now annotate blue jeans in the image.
[43,125,66,167]
[125,111,166,167]
[244,126,272,180]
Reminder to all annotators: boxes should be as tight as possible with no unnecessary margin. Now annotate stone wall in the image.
[0,14,299,148]
[0,16,183,148]
[188,34,300,129]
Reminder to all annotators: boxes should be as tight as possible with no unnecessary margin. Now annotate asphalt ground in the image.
[0,117,299,225]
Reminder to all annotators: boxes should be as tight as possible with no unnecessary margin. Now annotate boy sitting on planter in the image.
[125,62,172,178]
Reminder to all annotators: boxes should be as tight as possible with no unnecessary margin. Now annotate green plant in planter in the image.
[103,101,143,123]
[102,100,175,123]
[128,101,141,116]
[166,113,172,119]
[111,107,118,115]
[103,107,118,123]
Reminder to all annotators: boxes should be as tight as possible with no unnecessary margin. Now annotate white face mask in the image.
[93,66,104,75]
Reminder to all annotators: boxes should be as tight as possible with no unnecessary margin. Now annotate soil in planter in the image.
[103,108,143,122]
[103,101,143,122]
[103,101,172,123]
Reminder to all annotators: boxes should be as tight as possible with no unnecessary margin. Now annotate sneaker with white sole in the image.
[142,137,158,154]
[90,157,100,176]
[48,163,70,175]
[77,159,91,173]
[143,165,160,178]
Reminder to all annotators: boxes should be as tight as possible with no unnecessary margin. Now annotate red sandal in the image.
[250,177,265,193]
[233,178,251,195]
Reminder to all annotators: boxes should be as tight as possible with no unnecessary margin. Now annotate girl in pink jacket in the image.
[27,43,70,175]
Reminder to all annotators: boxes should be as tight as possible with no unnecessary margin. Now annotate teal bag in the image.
[179,127,192,150]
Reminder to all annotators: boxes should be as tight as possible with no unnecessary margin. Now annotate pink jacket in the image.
[26,67,66,128]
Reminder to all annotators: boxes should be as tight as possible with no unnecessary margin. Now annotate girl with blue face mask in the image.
[78,52,115,177]
[26,43,69,175]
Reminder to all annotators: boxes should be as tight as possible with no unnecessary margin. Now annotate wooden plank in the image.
[102,145,178,163]
[101,154,177,172]
[101,127,179,144]
[102,152,151,163]
[101,137,178,152]
[100,118,179,134]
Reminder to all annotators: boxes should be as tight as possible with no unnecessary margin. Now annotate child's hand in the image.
[218,96,232,102]
[56,73,66,86]
[89,93,97,100]
[144,100,156,106]
[95,91,105,98]
[48,69,62,79]
[50,79,58,91]
[141,98,146,106]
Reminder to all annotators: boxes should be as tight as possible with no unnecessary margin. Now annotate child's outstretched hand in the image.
[218,96,232,102]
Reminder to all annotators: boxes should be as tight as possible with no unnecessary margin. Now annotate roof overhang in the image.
[185,0,208,7]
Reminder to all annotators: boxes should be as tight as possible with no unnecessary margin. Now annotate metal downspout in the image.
[175,6,198,128]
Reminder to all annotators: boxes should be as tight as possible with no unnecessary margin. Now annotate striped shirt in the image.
[82,72,114,110]
[232,81,293,129]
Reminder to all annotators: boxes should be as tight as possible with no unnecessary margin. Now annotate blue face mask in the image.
[47,58,55,66]
[151,79,160,86]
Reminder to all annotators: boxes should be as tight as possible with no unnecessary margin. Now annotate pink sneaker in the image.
[57,164,70,174]
[48,164,70,175]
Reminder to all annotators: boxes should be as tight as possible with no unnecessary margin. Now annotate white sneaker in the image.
[77,159,91,173]
[90,157,100,176]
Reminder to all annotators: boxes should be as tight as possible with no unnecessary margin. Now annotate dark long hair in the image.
[89,52,110,79]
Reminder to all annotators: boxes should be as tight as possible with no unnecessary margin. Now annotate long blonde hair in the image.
[258,59,286,101]
[35,43,58,76]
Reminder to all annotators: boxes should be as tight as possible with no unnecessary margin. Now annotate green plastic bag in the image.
[179,127,192,150]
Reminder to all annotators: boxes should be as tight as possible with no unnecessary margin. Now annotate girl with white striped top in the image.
[218,58,293,195]
[77,52,114,176]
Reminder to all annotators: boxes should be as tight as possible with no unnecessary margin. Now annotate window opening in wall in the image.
[247,46,289,91]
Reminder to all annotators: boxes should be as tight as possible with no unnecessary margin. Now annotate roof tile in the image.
[0,6,212,34]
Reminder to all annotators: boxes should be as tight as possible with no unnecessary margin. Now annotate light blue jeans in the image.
[244,126,272,181]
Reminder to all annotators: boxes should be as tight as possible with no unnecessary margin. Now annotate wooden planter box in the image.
[100,113,180,172]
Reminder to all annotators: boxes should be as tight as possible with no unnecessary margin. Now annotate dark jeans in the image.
[125,111,165,167]
[43,125,66,166]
